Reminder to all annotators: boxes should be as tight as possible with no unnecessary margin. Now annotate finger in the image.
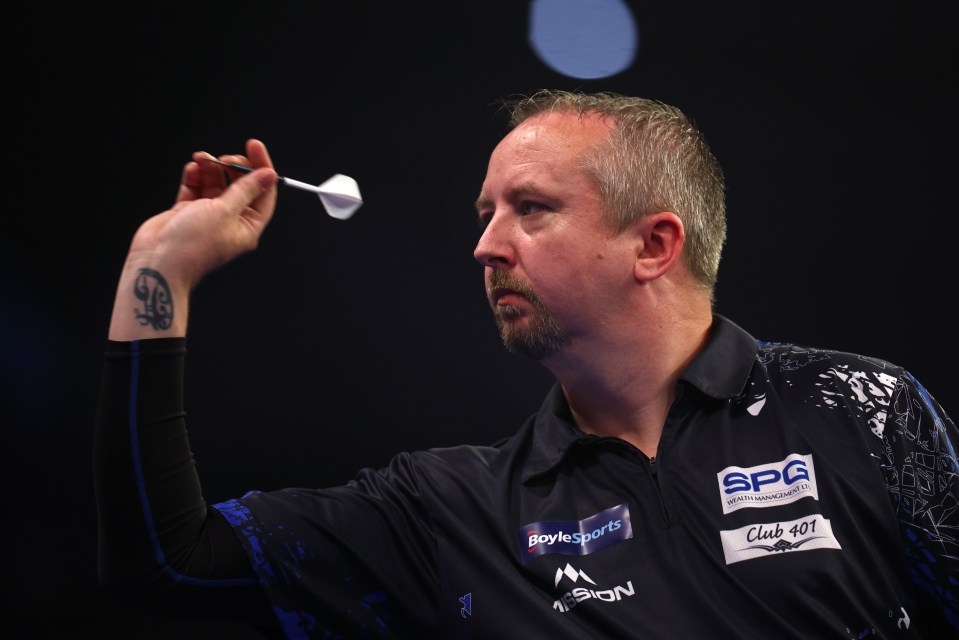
[219,167,278,223]
[192,152,230,198]
[213,141,272,180]
[244,139,278,215]
[216,153,253,186]
[174,160,201,203]
[214,138,272,171]
[245,139,274,170]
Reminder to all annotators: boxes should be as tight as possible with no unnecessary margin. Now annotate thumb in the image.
[220,167,278,214]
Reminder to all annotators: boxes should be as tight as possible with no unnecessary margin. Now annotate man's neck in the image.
[547,307,713,459]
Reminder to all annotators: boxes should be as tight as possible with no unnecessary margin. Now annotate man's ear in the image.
[632,212,685,283]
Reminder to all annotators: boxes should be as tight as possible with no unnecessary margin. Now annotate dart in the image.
[204,156,362,220]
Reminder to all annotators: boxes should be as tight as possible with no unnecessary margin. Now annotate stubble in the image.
[488,269,570,360]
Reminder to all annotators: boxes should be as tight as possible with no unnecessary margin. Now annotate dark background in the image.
[4,1,956,637]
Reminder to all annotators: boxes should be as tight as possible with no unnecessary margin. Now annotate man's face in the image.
[474,111,637,360]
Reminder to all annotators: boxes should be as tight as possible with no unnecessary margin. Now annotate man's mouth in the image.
[490,287,526,306]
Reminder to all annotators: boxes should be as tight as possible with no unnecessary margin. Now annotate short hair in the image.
[505,89,727,292]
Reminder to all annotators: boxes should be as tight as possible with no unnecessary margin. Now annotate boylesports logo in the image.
[527,519,624,553]
[717,453,819,514]
[518,503,633,563]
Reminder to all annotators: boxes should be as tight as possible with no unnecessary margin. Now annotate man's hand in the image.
[108,139,278,340]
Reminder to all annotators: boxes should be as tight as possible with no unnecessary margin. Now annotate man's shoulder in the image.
[751,341,906,429]
[409,417,535,477]
[755,340,903,380]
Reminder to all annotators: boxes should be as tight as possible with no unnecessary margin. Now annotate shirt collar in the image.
[678,314,759,400]
[521,314,759,483]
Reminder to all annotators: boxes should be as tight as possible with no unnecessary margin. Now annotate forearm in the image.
[95,141,280,623]
[93,339,270,622]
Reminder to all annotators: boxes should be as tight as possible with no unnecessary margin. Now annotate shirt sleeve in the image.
[881,370,959,637]
[211,451,442,639]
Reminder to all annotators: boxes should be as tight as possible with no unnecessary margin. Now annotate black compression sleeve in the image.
[93,338,276,628]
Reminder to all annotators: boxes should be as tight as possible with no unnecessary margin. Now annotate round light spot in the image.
[529,0,639,79]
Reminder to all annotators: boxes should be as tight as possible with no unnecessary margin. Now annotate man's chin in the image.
[498,325,568,361]
[491,299,569,360]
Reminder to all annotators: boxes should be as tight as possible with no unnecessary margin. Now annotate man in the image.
[96,90,958,638]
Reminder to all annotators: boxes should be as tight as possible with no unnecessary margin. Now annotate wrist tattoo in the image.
[133,268,174,330]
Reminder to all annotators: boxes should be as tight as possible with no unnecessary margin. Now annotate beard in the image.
[487,269,570,360]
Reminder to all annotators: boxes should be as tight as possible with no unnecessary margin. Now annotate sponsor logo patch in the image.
[552,563,635,613]
[717,453,818,514]
[720,514,841,564]
[518,503,632,563]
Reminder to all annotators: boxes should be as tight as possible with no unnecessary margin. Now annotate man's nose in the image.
[473,213,515,268]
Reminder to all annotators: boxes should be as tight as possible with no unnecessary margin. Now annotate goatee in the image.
[487,270,570,360]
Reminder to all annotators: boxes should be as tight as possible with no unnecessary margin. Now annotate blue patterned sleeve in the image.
[883,371,959,636]
[210,452,440,638]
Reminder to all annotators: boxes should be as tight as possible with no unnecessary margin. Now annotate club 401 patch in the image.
[720,514,841,564]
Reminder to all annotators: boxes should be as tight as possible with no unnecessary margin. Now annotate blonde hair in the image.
[506,90,726,291]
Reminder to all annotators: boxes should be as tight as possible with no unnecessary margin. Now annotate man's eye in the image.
[520,202,546,215]
[477,212,492,230]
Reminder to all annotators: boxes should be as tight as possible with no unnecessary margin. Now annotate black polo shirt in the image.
[212,315,959,638]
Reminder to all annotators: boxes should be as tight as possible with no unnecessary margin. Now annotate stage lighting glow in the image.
[529,0,638,79]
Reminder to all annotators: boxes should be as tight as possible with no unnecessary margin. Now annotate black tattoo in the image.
[133,268,174,330]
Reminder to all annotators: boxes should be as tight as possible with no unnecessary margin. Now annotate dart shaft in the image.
[206,158,321,194]
[280,176,322,194]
